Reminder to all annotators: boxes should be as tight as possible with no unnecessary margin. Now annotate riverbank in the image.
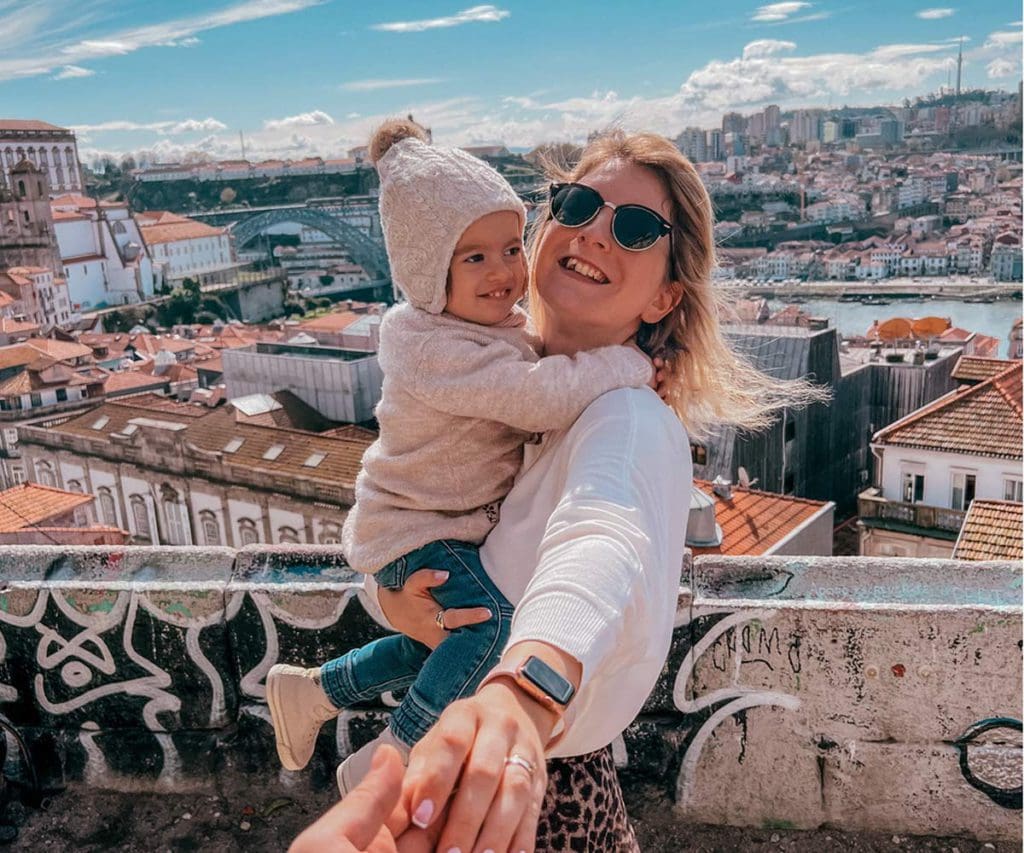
[720,277,1022,301]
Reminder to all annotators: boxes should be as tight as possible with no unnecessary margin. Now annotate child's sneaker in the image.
[266,664,340,771]
[336,727,411,797]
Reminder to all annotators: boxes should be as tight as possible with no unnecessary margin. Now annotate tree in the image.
[220,187,237,204]
[319,274,334,287]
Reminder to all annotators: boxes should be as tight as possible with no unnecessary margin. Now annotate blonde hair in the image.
[527,130,828,439]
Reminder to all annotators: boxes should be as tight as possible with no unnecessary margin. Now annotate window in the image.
[303,452,326,468]
[98,487,118,526]
[199,510,221,546]
[1004,478,1023,503]
[238,518,260,546]
[320,523,341,545]
[91,415,110,430]
[278,526,299,544]
[223,437,244,453]
[902,471,925,504]
[66,479,83,493]
[950,472,977,511]
[690,443,707,466]
[263,444,285,461]
[56,388,67,402]
[35,462,56,488]
[3,428,16,445]
[29,393,41,408]
[130,495,151,539]
[163,496,187,545]
[11,468,24,485]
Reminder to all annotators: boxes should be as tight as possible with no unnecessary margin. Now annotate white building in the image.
[0,266,73,327]
[52,194,158,311]
[859,359,1022,558]
[136,212,236,285]
[0,119,83,196]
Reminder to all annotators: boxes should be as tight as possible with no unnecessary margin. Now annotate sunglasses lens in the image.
[551,184,602,226]
[613,207,663,250]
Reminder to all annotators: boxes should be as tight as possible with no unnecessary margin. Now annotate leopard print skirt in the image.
[535,746,640,852]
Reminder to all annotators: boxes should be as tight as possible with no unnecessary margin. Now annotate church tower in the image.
[0,159,62,273]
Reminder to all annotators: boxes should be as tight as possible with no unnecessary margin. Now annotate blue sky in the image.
[1,1,1020,164]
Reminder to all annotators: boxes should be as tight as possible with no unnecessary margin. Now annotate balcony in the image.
[858,486,966,538]
[0,547,1018,848]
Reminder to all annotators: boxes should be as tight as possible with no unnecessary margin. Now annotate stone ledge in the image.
[0,546,1020,841]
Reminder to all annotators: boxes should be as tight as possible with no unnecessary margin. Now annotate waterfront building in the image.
[0,119,82,196]
[858,360,1022,558]
[990,232,1022,281]
[16,393,373,546]
[132,157,357,184]
[136,211,237,286]
[52,194,158,310]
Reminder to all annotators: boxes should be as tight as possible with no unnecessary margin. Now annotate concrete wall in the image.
[0,548,1019,841]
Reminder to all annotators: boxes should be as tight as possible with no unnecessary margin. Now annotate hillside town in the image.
[0,91,1021,564]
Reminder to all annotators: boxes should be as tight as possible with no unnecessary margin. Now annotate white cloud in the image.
[742,39,797,59]
[263,110,335,131]
[53,64,94,80]
[0,0,324,82]
[751,2,810,22]
[916,8,955,19]
[987,58,1017,78]
[340,78,444,91]
[372,5,510,33]
[73,117,227,135]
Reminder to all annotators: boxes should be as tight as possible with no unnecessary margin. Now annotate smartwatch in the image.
[480,655,576,715]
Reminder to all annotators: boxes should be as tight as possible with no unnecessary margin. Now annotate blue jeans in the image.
[320,540,514,747]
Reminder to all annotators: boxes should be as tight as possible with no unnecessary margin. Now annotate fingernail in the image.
[483,849,495,853]
[411,798,434,828]
[446,848,462,853]
[432,571,449,582]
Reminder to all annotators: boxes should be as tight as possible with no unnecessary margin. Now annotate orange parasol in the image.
[910,316,950,339]
[876,317,914,342]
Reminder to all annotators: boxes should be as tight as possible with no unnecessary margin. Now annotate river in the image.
[763,297,1022,357]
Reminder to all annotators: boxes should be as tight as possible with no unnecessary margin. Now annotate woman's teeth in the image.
[481,288,511,298]
[563,257,609,283]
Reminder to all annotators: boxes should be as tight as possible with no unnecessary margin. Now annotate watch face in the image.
[521,656,574,706]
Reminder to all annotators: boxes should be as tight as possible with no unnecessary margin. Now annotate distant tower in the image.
[239,131,247,160]
[955,37,963,100]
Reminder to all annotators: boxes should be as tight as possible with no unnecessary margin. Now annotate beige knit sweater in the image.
[340,302,653,573]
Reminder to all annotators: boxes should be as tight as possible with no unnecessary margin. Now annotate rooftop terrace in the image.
[0,546,1019,849]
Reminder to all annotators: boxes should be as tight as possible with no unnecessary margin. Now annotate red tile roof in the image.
[139,213,226,245]
[952,356,1019,384]
[874,363,1022,459]
[0,484,92,532]
[0,119,68,132]
[953,500,1023,561]
[689,480,830,557]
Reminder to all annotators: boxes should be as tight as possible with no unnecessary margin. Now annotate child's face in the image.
[445,210,527,325]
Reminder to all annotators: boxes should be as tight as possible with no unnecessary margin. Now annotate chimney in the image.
[711,475,733,500]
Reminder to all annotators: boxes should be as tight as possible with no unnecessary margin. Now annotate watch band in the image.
[479,655,576,716]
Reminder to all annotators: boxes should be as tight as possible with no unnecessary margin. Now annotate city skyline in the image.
[1,1,1021,163]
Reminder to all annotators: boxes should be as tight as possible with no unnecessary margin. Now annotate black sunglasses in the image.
[548,182,673,252]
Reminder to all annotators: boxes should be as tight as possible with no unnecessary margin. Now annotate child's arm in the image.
[403,333,654,433]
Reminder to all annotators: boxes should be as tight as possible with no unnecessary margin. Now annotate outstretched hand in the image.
[290,745,435,852]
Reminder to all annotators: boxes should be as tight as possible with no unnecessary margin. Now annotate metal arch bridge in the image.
[228,206,391,281]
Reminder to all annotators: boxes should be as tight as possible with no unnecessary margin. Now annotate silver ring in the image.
[504,752,537,777]
[434,609,447,630]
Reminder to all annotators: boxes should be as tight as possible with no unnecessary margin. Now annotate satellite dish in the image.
[737,466,758,489]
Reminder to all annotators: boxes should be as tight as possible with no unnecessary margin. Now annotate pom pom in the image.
[369,118,429,164]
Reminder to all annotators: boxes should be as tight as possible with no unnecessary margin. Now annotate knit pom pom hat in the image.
[371,119,527,314]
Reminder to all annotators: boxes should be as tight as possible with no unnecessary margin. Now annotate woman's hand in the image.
[400,680,556,853]
[652,356,670,400]
[377,570,492,649]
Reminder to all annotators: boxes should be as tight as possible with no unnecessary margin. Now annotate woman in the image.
[323,129,821,852]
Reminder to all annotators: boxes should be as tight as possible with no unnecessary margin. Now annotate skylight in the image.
[262,444,284,461]
[90,415,110,430]
[303,451,326,468]
[223,437,244,453]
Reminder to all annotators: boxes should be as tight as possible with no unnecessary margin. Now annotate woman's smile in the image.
[559,256,611,284]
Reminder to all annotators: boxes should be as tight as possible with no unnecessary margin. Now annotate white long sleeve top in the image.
[480,387,692,758]
[341,303,653,574]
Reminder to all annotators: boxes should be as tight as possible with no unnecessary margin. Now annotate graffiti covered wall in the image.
[0,547,1020,841]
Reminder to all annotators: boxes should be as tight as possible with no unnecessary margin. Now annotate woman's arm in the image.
[399,391,691,853]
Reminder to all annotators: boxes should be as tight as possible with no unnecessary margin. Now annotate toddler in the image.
[266,119,654,795]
